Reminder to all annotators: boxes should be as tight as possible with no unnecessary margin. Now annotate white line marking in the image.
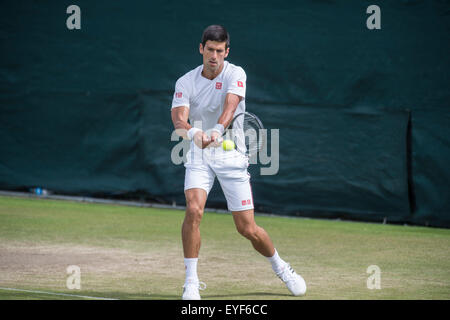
[0,287,118,300]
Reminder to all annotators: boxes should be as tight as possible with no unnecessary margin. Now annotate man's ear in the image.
[224,47,230,58]
[199,43,204,54]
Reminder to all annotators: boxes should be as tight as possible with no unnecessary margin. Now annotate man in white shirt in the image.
[171,25,306,300]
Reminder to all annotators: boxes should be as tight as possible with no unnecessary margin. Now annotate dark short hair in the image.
[201,25,230,48]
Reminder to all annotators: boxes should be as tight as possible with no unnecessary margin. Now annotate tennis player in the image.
[171,25,306,300]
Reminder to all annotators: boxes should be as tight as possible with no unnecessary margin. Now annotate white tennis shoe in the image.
[182,280,206,300]
[276,264,307,296]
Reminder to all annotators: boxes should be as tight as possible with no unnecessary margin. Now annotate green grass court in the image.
[0,195,449,300]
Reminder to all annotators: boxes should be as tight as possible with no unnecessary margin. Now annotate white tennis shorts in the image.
[184,145,254,212]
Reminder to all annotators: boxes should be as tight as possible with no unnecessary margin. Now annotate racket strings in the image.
[243,115,261,153]
[231,113,264,156]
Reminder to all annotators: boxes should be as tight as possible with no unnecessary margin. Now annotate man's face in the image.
[199,40,229,73]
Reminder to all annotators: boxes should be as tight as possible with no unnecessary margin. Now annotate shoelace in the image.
[183,281,207,291]
[277,264,297,283]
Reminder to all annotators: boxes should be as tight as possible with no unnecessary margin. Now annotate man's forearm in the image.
[172,106,193,139]
[174,120,192,139]
[217,93,242,128]
[217,108,235,129]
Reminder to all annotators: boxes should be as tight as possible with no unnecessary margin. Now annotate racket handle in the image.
[216,137,223,144]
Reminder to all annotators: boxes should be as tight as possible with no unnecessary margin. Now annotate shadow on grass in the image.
[107,292,294,300]
[203,292,294,299]
[56,291,295,300]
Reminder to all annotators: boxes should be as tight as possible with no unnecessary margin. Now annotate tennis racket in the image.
[216,111,265,158]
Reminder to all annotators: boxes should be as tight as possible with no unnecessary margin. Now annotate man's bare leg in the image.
[232,209,307,296]
[181,188,208,300]
[232,209,275,257]
[182,188,207,258]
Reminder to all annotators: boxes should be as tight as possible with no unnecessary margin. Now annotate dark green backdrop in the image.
[1,1,449,227]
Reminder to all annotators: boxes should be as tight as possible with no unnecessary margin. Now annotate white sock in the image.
[184,258,199,283]
[267,249,287,274]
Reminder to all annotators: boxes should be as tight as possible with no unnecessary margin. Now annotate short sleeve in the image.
[171,76,191,109]
[227,67,246,99]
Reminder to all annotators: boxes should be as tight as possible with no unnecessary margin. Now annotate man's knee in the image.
[237,224,258,241]
[185,204,204,226]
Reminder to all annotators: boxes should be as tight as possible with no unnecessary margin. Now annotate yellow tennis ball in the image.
[222,139,235,151]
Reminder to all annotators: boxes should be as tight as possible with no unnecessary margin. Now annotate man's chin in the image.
[203,62,221,76]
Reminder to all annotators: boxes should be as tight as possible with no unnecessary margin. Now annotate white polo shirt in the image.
[171,61,247,133]
[172,61,254,212]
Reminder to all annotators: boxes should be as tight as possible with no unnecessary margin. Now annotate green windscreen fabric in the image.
[1,1,449,227]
